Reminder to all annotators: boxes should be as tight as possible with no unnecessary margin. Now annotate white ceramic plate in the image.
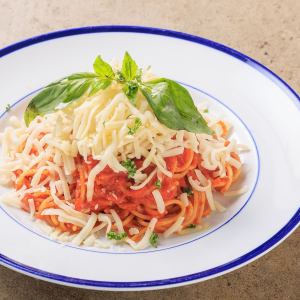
[0,26,299,291]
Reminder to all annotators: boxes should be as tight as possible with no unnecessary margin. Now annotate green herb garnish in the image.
[123,81,139,105]
[5,104,11,112]
[182,187,193,195]
[115,71,125,82]
[107,231,127,240]
[121,51,138,81]
[188,224,196,229]
[121,159,137,178]
[24,72,109,126]
[149,232,159,248]
[139,79,212,134]
[204,109,209,113]
[24,52,212,135]
[93,55,115,80]
[154,180,162,189]
[128,118,142,135]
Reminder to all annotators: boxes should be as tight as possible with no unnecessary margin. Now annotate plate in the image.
[0,26,299,291]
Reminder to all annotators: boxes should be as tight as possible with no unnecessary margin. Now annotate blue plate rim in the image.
[0,25,299,289]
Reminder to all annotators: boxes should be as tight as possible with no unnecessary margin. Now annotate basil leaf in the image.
[89,79,112,96]
[63,79,92,103]
[123,81,138,105]
[135,68,143,82]
[93,56,115,79]
[45,72,98,88]
[24,74,107,126]
[65,72,99,80]
[121,52,138,81]
[25,82,70,126]
[140,78,213,134]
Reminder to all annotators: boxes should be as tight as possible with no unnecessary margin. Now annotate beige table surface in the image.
[0,0,299,299]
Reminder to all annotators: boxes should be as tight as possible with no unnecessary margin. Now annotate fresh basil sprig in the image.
[140,79,212,134]
[24,52,212,134]
[24,71,111,126]
[93,56,115,80]
[121,52,140,105]
[121,51,138,81]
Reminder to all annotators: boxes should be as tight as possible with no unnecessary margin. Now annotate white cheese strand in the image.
[98,213,112,234]
[28,198,35,219]
[72,213,98,246]
[163,216,185,237]
[224,185,248,197]
[47,162,71,201]
[179,193,189,207]
[130,168,157,190]
[110,209,124,233]
[125,218,157,250]
[42,208,86,226]
[49,182,89,221]
[129,227,139,235]
[152,189,165,213]
[162,147,184,157]
[188,177,216,211]
[86,143,115,201]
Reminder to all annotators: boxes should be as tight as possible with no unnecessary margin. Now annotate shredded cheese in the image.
[42,208,86,227]
[98,214,112,234]
[163,216,185,237]
[179,193,189,207]
[126,218,157,250]
[130,168,157,190]
[162,147,184,157]
[152,189,165,213]
[129,227,139,235]
[72,213,98,246]
[28,198,35,218]
[110,209,124,233]
[224,185,248,197]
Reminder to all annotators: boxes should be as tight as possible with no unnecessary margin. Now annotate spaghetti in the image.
[0,63,247,250]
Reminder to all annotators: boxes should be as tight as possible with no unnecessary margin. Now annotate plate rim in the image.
[0,25,299,290]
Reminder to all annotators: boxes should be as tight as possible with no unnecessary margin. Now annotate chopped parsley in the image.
[107,231,127,240]
[188,224,196,229]
[5,104,11,112]
[181,187,193,195]
[203,108,209,113]
[128,117,142,135]
[149,232,159,248]
[154,179,162,189]
[121,159,137,178]
[115,71,125,83]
